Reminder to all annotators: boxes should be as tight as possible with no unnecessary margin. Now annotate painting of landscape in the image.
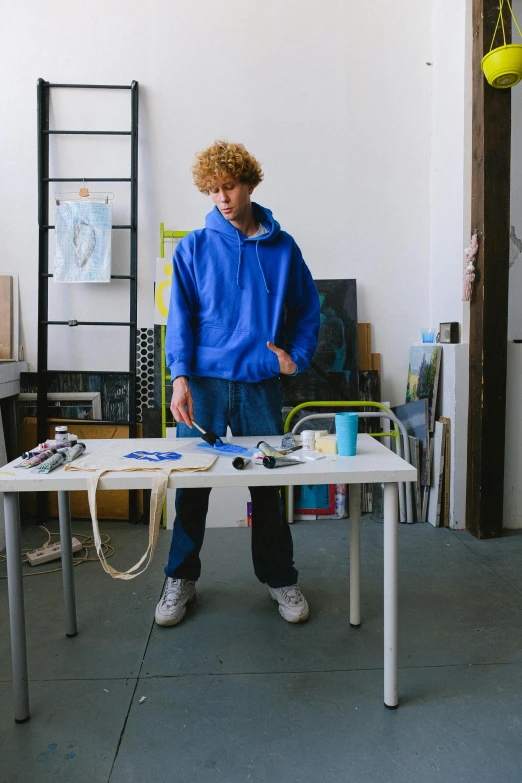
[405,345,442,432]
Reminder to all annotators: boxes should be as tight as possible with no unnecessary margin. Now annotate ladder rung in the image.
[41,274,135,280]
[40,225,132,230]
[39,370,135,376]
[44,130,131,136]
[47,84,132,90]
[31,419,138,426]
[77,420,137,426]
[44,178,131,183]
[44,321,135,327]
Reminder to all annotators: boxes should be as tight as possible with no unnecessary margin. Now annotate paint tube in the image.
[16,450,56,469]
[262,456,305,469]
[232,457,251,470]
[30,442,55,452]
[257,441,302,458]
[36,451,66,473]
[64,442,86,462]
[257,441,288,458]
[21,449,45,459]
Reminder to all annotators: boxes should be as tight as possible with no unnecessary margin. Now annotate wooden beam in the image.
[467,0,511,538]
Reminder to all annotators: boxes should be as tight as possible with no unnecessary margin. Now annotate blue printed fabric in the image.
[196,442,253,457]
[123,451,182,462]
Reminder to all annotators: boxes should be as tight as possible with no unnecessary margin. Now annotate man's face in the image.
[208,179,254,224]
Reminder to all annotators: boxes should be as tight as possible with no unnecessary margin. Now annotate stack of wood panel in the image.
[0,276,13,360]
[357,322,380,374]
[357,323,381,513]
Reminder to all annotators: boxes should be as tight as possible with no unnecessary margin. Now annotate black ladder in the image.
[36,79,139,516]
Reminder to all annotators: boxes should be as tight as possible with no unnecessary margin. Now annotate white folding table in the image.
[0,435,416,722]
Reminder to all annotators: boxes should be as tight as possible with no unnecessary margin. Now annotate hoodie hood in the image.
[205,202,281,241]
[204,203,280,293]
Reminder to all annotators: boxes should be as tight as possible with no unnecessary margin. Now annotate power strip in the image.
[26,538,83,566]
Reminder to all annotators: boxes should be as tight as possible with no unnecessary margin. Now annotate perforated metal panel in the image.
[136,327,155,422]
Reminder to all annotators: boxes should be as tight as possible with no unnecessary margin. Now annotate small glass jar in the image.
[55,425,69,442]
[302,430,317,451]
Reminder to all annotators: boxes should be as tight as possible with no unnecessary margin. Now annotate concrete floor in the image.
[1,516,522,783]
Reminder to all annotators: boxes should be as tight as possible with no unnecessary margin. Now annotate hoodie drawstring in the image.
[256,241,270,294]
[236,232,243,289]
[235,234,270,294]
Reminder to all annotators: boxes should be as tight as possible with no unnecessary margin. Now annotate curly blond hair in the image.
[191,140,263,193]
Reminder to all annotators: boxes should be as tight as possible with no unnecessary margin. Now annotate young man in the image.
[156,140,320,627]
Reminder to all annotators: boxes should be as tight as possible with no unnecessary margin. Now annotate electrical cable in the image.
[0,525,115,578]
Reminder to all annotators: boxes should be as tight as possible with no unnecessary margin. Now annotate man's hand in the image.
[170,376,194,428]
[267,341,297,375]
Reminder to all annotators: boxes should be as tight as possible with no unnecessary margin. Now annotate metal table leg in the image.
[349,483,361,628]
[383,482,399,709]
[4,492,30,723]
[57,491,77,638]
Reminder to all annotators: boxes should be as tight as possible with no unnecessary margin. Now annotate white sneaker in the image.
[269,584,309,623]
[155,578,196,627]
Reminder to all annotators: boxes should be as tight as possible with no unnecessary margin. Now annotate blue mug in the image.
[335,412,358,456]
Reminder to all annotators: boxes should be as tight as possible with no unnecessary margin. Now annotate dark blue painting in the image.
[282,279,359,406]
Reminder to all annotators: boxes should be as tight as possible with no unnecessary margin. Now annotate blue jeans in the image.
[165,376,298,588]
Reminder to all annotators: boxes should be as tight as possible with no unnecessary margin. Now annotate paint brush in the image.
[191,420,224,448]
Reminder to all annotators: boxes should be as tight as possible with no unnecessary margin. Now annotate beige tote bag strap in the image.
[86,468,170,580]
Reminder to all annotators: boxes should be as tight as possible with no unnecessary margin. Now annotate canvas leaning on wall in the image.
[405,345,442,432]
[281,278,359,406]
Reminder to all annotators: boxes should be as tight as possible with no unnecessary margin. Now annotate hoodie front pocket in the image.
[194,326,281,382]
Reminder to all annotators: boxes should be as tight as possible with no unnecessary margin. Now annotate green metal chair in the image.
[284,401,414,524]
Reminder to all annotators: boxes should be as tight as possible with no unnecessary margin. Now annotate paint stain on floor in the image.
[37,743,58,762]
[37,743,76,762]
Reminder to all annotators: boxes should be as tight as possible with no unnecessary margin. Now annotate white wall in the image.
[429,0,472,339]
[428,0,472,528]
[0,0,434,406]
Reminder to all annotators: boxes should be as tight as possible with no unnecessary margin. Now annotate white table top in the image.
[0,435,416,493]
[0,360,28,400]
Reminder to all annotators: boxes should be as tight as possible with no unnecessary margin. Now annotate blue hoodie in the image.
[165,203,320,383]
